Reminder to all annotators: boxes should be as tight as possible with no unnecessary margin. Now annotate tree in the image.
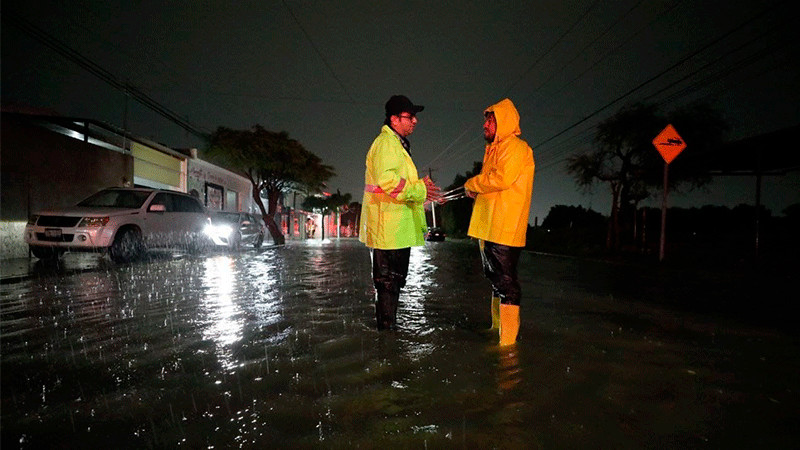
[540,205,606,230]
[347,201,362,236]
[301,190,351,240]
[440,161,482,238]
[205,125,335,245]
[531,205,607,255]
[566,102,726,251]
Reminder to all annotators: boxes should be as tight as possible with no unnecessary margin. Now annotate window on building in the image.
[226,189,239,212]
[205,183,224,210]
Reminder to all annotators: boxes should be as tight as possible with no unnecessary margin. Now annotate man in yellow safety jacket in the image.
[359,95,442,330]
[464,98,535,346]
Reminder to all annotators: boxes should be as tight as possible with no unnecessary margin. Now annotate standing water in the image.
[2,239,799,447]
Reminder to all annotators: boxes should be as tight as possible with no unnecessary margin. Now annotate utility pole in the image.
[428,168,437,228]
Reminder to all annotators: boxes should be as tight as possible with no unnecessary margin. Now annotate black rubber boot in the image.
[375,289,398,330]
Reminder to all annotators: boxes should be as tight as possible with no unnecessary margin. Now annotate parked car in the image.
[204,211,266,250]
[426,227,446,242]
[24,187,211,262]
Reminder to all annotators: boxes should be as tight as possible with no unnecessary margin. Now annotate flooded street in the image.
[2,239,798,448]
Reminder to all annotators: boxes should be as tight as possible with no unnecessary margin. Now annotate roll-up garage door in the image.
[132,142,183,190]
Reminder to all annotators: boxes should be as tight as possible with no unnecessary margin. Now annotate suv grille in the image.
[36,233,75,242]
[37,216,82,227]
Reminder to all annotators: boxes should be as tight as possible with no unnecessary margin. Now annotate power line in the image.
[551,0,687,97]
[535,11,793,178]
[535,38,792,178]
[542,5,790,162]
[503,0,602,97]
[431,0,662,172]
[523,0,647,101]
[649,36,791,107]
[3,10,210,140]
[281,0,358,105]
[531,14,788,177]
[422,124,479,169]
[641,29,776,103]
[415,1,790,183]
[531,0,788,152]
[534,128,596,173]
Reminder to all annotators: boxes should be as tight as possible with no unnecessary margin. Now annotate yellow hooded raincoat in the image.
[465,99,535,247]
[359,125,428,250]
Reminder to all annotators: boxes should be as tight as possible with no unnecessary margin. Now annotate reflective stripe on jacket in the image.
[359,125,427,249]
[465,99,535,247]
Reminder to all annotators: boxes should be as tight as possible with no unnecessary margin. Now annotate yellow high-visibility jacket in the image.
[465,99,535,247]
[359,125,427,249]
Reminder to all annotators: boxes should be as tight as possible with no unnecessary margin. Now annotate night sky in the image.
[3,0,799,223]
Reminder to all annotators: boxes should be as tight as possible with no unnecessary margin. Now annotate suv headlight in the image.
[78,217,110,227]
[27,214,40,225]
[204,224,233,238]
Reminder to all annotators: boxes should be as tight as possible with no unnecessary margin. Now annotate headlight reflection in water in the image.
[202,256,244,369]
[243,256,283,335]
[399,247,436,360]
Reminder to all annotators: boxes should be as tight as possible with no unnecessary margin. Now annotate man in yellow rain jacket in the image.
[360,95,442,330]
[464,98,534,346]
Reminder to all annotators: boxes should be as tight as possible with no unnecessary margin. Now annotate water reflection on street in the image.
[2,239,799,448]
[201,256,244,368]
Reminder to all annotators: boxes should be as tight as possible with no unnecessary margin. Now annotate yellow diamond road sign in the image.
[652,124,686,164]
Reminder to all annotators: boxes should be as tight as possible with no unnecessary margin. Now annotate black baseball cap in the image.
[385,95,424,117]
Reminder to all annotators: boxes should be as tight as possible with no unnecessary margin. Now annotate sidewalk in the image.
[0,245,287,284]
[1,252,111,284]
[0,257,35,284]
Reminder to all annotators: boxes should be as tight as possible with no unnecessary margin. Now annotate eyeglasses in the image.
[398,114,416,121]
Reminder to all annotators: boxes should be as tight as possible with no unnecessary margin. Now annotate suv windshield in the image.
[78,190,151,208]
[214,212,241,224]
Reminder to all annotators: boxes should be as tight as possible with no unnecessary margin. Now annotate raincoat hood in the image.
[485,98,521,144]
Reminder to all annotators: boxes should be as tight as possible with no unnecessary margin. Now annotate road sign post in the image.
[652,124,687,262]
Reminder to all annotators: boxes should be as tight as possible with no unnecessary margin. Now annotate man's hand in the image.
[466,188,477,199]
[423,176,443,204]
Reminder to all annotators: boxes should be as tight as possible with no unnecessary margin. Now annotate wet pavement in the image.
[1,239,798,448]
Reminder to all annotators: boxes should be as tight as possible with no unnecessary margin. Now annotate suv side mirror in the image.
[149,204,166,212]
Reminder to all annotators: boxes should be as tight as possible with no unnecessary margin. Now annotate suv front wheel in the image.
[109,228,144,263]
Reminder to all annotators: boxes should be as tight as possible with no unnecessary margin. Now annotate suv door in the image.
[170,193,208,247]
[142,192,175,246]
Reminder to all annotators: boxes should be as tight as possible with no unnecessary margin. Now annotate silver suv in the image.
[24,188,211,262]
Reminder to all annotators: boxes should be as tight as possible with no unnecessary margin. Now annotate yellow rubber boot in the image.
[490,296,501,330]
[499,304,520,346]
